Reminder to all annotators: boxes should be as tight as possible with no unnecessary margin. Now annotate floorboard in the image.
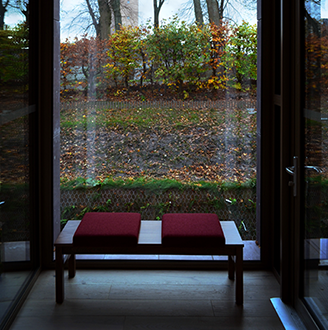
[9,270,284,330]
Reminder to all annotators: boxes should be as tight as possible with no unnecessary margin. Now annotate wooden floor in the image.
[9,269,284,330]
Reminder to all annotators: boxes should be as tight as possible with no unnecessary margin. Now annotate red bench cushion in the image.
[73,212,141,247]
[162,213,225,247]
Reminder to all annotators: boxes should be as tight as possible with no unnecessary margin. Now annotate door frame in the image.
[277,0,324,328]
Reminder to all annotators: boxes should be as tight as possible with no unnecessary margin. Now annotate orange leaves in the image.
[60,36,111,97]
[305,29,328,93]
[59,18,259,99]
[167,164,225,182]
[59,99,257,186]
[206,22,231,89]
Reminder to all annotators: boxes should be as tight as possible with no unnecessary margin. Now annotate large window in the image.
[59,0,259,260]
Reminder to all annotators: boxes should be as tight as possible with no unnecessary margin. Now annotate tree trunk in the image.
[111,0,122,31]
[98,0,112,39]
[154,0,159,28]
[219,0,224,20]
[153,0,165,28]
[206,0,220,26]
[86,0,100,36]
[0,6,6,30]
[193,0,203,25]
[0,0,10,30]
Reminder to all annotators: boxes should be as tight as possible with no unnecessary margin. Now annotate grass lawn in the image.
[60,99,257,184]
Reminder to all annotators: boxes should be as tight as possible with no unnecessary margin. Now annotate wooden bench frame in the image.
[55,220,244,305]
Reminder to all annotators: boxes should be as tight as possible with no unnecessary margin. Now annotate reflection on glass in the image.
[0,1,33,325]
[304,0,328,327]
[60,1,259,259]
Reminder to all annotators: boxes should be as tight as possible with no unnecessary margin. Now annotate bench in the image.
[55,213,244,305]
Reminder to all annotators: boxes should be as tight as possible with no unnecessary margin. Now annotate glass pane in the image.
[303,0,328,327]
[60,0,259,260]
[0,1,35,324]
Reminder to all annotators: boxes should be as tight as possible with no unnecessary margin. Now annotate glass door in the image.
[302,0,328,327]
[0,0,38,327]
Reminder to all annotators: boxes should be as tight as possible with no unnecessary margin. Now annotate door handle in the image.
[286,156,298,197]
[286,166,295,175]
[286,158,323,197]
[304,165,322,173]
[286,165,322,174]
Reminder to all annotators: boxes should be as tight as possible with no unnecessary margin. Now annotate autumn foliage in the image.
[60,35,110,99]
[146,17,211,90]
[0,23,29,91]
[60,19,258,99]
[225,21,257,91]
[305,33,328,94]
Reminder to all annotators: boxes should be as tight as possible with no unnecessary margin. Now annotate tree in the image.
[85,0,123,37]
[105,26,140,88]
[60,40,75,93]
[179,0,256,27]
[0,0,10,29]
[98,0,112,38]
[112,0,122,31]
[64,0,126,40]
[85,0,112,39]
[135,26,151,87]
[0,23,29,87]
[94,0,122,35]
[0,0,29,30]
[153,0,165,28]
[225,21,257,90]
[59,17,259,96]
[14,0,29,24]
[60,36,110,98]
[193,0,204,25]
[210,0,257,25]
[147,17,210,90]
[205,0,220,26]
[206,21,230,90]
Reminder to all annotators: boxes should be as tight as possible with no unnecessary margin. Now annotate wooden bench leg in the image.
[68,254,76,279]
[228,255,235,280]
[235,247,243,305]
[55,247,64,304]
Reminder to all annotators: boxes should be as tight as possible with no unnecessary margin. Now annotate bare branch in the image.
[86,0,100,35]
